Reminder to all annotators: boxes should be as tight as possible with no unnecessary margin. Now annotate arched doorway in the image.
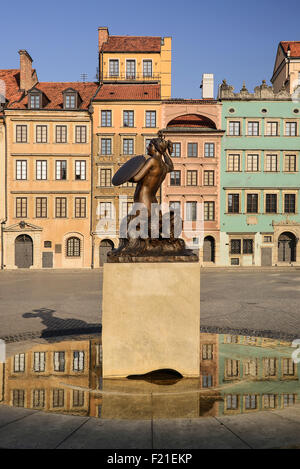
[99,239,114,266]
[278,232,297,263]
[15,234,33,268]
[203,236,215,262]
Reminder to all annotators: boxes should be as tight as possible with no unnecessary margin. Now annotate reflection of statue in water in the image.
[108,131,198,262]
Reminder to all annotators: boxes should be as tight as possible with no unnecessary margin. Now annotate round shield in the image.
[112,155,147,186]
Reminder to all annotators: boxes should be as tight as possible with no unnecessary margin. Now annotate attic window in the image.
[109,91,115,95]
[29,93,41,109]
[65,93,77,109]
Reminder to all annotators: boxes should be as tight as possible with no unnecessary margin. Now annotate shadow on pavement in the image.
[23,307,101,339]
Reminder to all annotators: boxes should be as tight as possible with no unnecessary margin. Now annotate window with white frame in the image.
[53,389,64,407]
[266,122,279,136]
[226,394,239,410]
[204,143,215,157]
[66,237,80,256]
[265,154,278,172]
[36,160,47,180]
[14,354,25,372]
[100,138,112,155]
[73,351,85,371]
[285,122,297,136]
[171,142,181,157]
[99,168,112,187]
[109,60,119,77]
[228,121,241,136]
[56,125,67,143]
[55,197,67,218]
[246,154,259,171]
[227,154,241,171]
[16,197,27,218]
[204,201,215,221]
[188,143,198,157]
[247,121,259,136]
[16,160,27,180]
[101,110,112,127]
[75,160,86,180]
[143,60,152,77]
[284,154,296,172]
[123,110,134,127]
[126,60,136,79]
[16,125,27,143]
[56,160,67,180]
[33,352,46,372]
[204,170,214,186]
[53,351,65,372]
[123,138,134,155]
[75,125,87,143]
[36,197,47,218]
[145,138,152,153]
[75,198,86,218]
[36,125,47,143]
[187,170,197,186]
[145,111,156,128]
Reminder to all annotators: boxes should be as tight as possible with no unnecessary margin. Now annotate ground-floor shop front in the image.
[2,221,92,269]
[220,221,300,267]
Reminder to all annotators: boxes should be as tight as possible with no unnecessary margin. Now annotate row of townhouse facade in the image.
[1,333,299,418]
[0,29,300,269]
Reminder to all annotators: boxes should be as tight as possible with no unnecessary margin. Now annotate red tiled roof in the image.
[0,69,23,111]
[8,82,98,110]
[101,36,161,52]
[280,41,300,57]
[94,83,160,100]
[167,114,216,129]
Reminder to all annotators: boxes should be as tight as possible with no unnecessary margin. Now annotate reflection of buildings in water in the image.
[219,334,300,416]
[199,333,221,417]
[1,339,102,417]
[1,333,299,419]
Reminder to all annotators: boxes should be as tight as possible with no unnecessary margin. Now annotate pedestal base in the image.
[102,262,200,378]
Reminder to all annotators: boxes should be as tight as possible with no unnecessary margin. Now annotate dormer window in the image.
[65,93,76,109]
[29,91,42,109]
[63,89,79,110]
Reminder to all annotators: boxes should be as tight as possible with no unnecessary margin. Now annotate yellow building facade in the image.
[92,85,161,266]
[98,27,171,99]
[91,28,170,267]
[3,78,97,269]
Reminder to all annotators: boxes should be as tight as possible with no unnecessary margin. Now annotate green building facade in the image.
[219,80,300,266]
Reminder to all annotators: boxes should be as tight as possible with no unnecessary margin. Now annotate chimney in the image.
[19,50,37,92]
[201,74,214,99]
[98,27,109,51]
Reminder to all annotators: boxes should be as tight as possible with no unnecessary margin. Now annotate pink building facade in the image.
[161,100,224,265]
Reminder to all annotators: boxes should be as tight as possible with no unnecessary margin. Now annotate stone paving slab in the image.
[0,409,89,449]
[0,406,37,429]
[152,418,250,449]
[1,404,300,448]
[57,418,152,449]
[216,410,300,449]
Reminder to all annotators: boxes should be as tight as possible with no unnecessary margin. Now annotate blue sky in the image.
[2,0,300,98]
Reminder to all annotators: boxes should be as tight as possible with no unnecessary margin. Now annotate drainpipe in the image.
[1,114,7,269]
[89,104,95,269]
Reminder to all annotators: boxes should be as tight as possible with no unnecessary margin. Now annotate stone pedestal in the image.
[102,262,200,378]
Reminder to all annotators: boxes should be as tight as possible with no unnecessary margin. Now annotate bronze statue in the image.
[108,131,198,262]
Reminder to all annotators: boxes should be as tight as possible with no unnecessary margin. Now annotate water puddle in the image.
[0,333,299,420]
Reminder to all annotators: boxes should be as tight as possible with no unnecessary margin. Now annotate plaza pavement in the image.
[1,267,300,342]
[1,267,300,449]
[0,402,300,449]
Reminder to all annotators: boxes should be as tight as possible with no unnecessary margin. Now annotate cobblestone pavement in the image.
[1,268,300,342]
